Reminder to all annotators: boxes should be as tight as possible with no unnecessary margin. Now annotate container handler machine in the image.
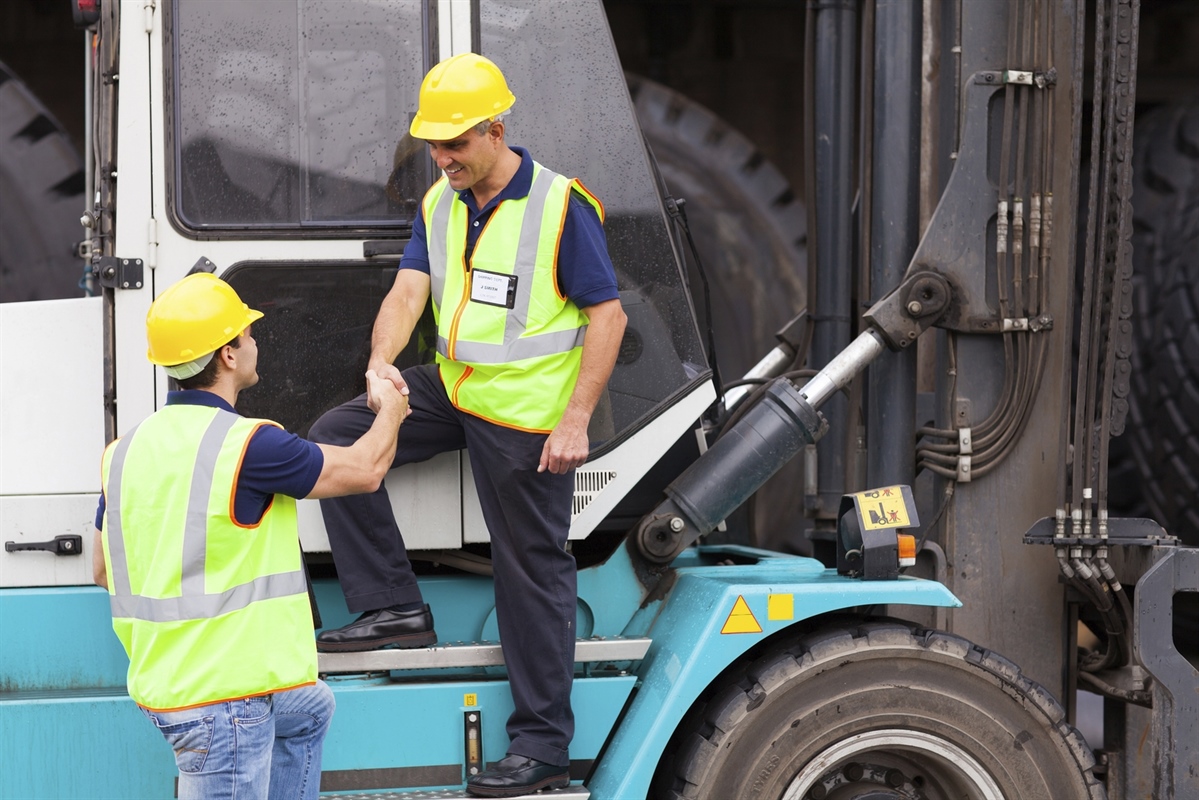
[1,0,1195,798]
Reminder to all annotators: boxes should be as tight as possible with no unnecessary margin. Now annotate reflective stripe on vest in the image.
[421,161,603,430]
[435,326,587,364]
[105,413,305,623]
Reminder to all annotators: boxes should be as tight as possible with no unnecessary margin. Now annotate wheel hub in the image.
[782,729,1004,800]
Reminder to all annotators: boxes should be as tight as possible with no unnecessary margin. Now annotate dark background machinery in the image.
[7,0,1199,546]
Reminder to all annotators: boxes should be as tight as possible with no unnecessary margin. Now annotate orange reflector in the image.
[897,533,917,567]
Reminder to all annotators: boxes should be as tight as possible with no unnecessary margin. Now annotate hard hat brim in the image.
[147,307,263,367]
[409,108,507,141]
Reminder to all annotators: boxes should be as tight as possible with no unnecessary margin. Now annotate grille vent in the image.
[572,470,617,518]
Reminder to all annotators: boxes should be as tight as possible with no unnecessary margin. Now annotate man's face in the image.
[234,326,260,390]
[427,124,500,192]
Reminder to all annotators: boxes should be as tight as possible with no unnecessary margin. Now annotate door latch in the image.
[5,534,84,556]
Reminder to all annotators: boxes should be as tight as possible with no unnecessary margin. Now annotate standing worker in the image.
[93,273,409,800]
[309,53,627,798]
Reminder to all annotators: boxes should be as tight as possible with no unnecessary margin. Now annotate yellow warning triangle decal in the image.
[721,595,763,634]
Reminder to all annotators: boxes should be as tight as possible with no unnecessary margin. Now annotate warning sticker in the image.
[721,595,763,634]
[854,485,914,530]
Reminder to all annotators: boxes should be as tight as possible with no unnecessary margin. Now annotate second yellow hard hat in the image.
[146,273,262,368]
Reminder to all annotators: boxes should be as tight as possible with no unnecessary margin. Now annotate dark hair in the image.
[173,334,241,391]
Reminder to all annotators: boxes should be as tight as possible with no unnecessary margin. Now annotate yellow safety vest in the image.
[424,162,605,432]
[100,405,316,711]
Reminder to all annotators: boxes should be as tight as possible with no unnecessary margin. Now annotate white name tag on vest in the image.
[470,269,517,309]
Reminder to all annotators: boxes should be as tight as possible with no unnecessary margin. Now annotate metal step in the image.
[327,787,588,799]
[319,636,651,674]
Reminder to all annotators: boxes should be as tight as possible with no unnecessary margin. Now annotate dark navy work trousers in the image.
[308,363,577,767]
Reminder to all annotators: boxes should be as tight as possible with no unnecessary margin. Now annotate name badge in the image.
[470,269,517,309]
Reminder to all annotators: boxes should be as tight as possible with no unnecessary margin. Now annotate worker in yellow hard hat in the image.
[93,272,410,799]
[309,52,628,798]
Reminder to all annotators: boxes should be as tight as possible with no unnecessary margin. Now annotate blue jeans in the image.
[141,681,335,800]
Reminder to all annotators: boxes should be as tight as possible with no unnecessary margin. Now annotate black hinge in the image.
[95,256,144,290]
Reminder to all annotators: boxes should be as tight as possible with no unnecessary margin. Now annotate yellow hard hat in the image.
[146,273,262,367]
[409,53,515,140]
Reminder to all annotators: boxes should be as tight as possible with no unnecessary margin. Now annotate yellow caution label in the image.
[464,693,478,707]
[855,485,913,530]
[721,595,763,634]
[767,593,794,621]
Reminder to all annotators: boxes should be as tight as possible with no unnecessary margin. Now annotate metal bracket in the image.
[94,256,144,290]
[862,271,952,350]
[975,69,1057,87]
[956,455,972,483]
[1134,547,1199,798]
[188,256,217,275]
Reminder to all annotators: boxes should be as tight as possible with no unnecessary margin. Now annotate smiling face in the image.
[427,122,504,194]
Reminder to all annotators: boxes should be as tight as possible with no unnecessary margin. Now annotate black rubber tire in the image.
[627,73,807,380]
[652,619,1104,800]
[1125,101,1199,545]
[627,73,808,551]
[0,61,86,303]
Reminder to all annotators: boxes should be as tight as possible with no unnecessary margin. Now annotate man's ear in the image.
[217,343,237,370]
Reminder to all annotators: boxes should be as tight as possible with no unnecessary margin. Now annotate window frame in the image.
[162,0,438,239]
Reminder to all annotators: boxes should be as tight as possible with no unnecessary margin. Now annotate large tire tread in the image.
[654,619,1104,800]
[1127,100,1199,545]
[0,61,86,303]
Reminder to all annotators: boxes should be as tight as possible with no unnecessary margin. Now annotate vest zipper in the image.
[451,366,474,406]
[447,262,470,362]
[446,201,503,360]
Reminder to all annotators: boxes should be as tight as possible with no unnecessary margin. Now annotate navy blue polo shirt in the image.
[95,390,325,530]
[400,146,619,309]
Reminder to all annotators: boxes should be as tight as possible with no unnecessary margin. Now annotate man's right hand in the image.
[369,360,410,396]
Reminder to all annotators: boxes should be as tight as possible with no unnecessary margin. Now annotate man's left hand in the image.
[539,417,589,474]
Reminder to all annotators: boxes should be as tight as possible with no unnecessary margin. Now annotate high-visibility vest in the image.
[424,161,605,432]
[100,405,316,711]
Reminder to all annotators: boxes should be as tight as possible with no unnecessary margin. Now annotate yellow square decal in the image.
[464,693,478,707]
[767,593,794,621]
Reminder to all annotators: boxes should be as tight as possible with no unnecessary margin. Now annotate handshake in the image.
[365,369,411,420]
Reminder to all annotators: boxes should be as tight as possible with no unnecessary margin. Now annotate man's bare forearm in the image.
[310,391,407,499]
[92,528,108,589]
[561,299,627,426]
[369,295,415,368]
[369,270,432,371]
[539,299,627,473]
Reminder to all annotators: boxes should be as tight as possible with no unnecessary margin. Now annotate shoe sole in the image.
[465,774,570,798]
[315,630,438,653]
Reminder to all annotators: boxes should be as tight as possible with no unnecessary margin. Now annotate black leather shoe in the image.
[315,605,436,652]
[466,754,569,798]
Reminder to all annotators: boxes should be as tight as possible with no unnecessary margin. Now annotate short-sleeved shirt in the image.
[95,391,325,530]
[400,146,620,310]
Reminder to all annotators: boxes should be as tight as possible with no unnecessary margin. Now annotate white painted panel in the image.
[439,0,473,59]
[569,384,715,537]
[112,0,160,435]
[0,494,100,587]
[0,297,106,495]
[462,451,488,543]
[299,452,463,552]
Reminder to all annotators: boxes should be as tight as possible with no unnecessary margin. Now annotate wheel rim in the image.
[781,729,1005,800]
